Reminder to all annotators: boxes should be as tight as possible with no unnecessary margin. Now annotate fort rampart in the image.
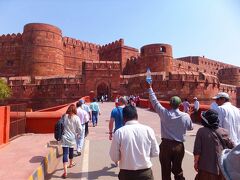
[0,23,239,109]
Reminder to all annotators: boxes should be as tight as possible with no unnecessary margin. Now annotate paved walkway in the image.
[48,102,201,180]
[0,133,54,180]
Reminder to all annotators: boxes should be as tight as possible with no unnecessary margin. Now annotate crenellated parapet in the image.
[0,33,22,43]
[63,37,100,50]
[99,39,124,52]
[84,60,120,71]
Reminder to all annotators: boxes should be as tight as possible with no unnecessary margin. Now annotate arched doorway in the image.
[97,82,109,99]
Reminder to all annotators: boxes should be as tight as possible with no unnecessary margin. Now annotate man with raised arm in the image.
[146,82,193,180]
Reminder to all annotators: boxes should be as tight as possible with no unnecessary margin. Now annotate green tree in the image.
[0,79,11,100]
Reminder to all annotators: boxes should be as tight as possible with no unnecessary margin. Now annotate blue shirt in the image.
[90,102,100,112]
[149,88,193,142]
[111,107,124,132]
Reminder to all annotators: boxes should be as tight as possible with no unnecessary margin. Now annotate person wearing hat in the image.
[193,109,234,180]
[109,96,128,141]
[193,97,200,122]
[219,144,240,180]
[146,82,193,180]
[212,92,240,146]
[109,105,159,180]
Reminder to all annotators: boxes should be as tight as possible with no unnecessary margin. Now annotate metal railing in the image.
[9,103,27,139]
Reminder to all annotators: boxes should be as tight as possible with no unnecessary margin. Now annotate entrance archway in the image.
[97,82,109,99]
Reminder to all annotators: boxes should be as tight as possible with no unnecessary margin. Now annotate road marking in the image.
[185,150,193,156]
[81,139,89,180]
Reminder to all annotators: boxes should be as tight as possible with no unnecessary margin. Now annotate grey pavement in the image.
[48,102,202,180]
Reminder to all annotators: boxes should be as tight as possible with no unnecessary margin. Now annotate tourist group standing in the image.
[57,77,240,180]
[109,78,240,180]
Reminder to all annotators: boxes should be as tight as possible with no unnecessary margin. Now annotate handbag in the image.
[211,129,234,149]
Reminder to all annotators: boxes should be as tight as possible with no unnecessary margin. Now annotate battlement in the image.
[99,39,124,52]
[62,37,100,50]
[84,60,120,70]
[0,33,22,43]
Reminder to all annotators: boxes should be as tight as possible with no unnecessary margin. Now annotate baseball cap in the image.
[170,96,182,108]
[193,97,198,100]
[79,99,85,105]
[212,92,230,100]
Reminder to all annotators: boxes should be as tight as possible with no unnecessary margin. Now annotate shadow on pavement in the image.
[49,164,118,179]
[29,156,45,163]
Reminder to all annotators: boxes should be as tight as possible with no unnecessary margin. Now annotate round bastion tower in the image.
[21,23,64,76]
[218,67,240,86]
[140,43,173,73]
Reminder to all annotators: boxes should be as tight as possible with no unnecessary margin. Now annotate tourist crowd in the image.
[57,81,240,180]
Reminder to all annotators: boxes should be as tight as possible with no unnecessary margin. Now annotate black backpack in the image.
[54,115,65,141]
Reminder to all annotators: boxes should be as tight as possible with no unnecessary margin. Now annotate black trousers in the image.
[160,138,185,180]
[118,168,154,180]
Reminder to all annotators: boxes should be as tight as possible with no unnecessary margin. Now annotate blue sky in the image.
[1,0,240,66]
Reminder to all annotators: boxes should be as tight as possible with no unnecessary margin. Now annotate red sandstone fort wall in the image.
[5,76,86,110]
[0,33,23,77]
[63,37,100,75]
[218,67,240,86]
[175,56,236,75]
[1,23,240,109]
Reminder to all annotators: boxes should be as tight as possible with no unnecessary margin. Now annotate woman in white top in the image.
[61,104,82,178]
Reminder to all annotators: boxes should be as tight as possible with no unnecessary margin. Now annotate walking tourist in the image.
[212,92,240,146]
[80,99,91,137]
[146,82,193,180]
[90,98,101,127]
[193,109,234,180]
[182,98,190,113]
[109,96,127,140]
[61,104,82,179]
[109,105,159,180]
[193,97,200,122]
[76,100,89,156]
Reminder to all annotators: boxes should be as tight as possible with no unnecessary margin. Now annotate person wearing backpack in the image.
[193,109,234,180]
[61,104,82,179]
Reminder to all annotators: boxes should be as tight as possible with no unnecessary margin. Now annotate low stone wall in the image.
[138,98,210,123]
[0,106,10,146]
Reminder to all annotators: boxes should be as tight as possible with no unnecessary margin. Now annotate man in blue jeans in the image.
[90,98,101,127]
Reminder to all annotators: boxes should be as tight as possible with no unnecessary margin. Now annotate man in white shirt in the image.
[213,92,240,146]
[76,100,89,155]
[81,99,91,137]
[109,105,159,180]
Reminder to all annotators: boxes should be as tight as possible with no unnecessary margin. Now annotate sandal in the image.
[61,173,67,179]
[67,162,76,168]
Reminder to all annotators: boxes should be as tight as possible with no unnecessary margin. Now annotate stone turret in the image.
[21,23,64,76]
[140,43,173,73]
[218,67,240,86]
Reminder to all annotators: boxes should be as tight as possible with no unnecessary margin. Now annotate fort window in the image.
[141,49,144,55]
[160,46,166,52]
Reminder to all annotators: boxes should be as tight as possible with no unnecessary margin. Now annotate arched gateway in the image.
[97,82,109,98]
